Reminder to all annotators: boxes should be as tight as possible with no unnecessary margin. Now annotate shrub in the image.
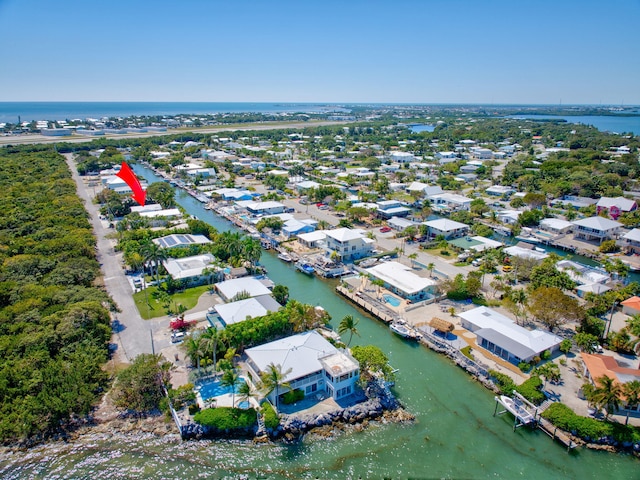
[194,407,257,430]
[559,339,572,354]
[541,350,552,360]
[489,370,516,395]
[188,404,200,415]
[282,388,305,405]
[261,402,280,429]
[518,362,532,373]
[515,375,545,405]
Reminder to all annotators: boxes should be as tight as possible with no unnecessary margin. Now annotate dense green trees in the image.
[111,354,172,411]
[0,149,113,443]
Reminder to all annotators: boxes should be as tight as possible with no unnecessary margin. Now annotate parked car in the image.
[380,226,392,233]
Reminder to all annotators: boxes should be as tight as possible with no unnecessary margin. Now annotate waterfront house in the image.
[496,210,522,225]
[210,294,281,328]
[596,196,637,220]
[244,330,360,403]
[238,200,287,217]
[539,218,574,235]
[324,228,374,261]
[282,218,317,238]
[297,230,327,249]
[422,218,470,240]
[556,259,609,286]
[152,233,211,249]
[365,261,437,302]
[458,306,563,365]
[503,245,548,262]
[618,228,640,254]
[215,187,254,201]
[215,277,272,302]
[572,216,623,243]
[581,353,640,413]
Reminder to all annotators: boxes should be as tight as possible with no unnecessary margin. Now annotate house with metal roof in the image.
[422,218,470,239]
[162,253,217,283]
[617,228,640,254]
[365,261,437,302]
[458,306,563,364]
[210,295,281,328]
[215,276,272,302]
[596,196,637,220]
[244,330,360,403]
[572,216,623,243]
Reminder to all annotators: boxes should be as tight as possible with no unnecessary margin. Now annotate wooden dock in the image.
[336,285,396,324]
[536,416,579,452]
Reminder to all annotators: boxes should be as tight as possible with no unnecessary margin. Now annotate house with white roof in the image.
[244,330,360,403]
[550,195,597,210]
[389,151,415,163]
[423,218,470,240]
[497,210,522,225]
[162,253,217,284]
[435,151,458,164]
[618,228,640,254]
[596,196,637,220]
[215,277,272,302]
[556,259,609,286]
[539,218,574,235]
[376,199,412,219]
[486,185,516,197]
[237,200,286,216]
[503,245,548,262]
[365,261,437,302]
[214,188,254,201]
[429,193,472,212]
[572,216,623,243]
[297,230,327,249]
[324,228,374,261]
[211,295,281,328]
[153,233,211,249]
[387,216,417,232]
[295,180,321,193]
[282,218,317,238]
[458,306,563,364]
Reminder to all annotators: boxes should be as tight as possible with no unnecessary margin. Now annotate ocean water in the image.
[0,102,345,123]
[507,114,640,135]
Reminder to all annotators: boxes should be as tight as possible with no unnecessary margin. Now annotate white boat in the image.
[277,252,293,262]
[498,395,535,424]
[390,322,419,340]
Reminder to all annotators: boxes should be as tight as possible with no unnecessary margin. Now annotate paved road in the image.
[65,153,164,361]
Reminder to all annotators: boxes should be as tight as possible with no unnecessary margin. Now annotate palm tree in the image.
[371,278,385,299]
[242,235,262,267]
[201,327,223,375]
[140,240,167,285]
[591,375,624,419]
[259,363,292,410]
[358,271,369,292]
[338,315,360,346]
[237,380,259,409]
[623,380,640,425]
[183,334,206,373]
[427,262,435,278]
[220,368,241,407]
[408,252,418,268]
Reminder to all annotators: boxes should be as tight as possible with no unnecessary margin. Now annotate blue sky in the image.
[0,0,638,104]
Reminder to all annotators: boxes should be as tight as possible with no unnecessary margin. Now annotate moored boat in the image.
[277,252,293,262]
[295,261,315,275]
[389,321,419,340]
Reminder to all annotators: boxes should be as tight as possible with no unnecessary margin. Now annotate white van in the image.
[171,331,186,343]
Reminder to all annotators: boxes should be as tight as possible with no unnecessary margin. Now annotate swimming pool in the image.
[198,377,247,402]
[383,294,401,307]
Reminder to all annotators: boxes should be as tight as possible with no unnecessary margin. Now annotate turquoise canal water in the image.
[2,165,637,478]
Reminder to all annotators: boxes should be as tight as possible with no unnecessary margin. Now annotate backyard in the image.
[133,284,211,319]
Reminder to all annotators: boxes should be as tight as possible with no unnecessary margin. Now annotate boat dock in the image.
[336,285,396,324]
[493,392,578,452]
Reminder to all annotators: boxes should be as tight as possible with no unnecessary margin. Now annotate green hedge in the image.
[262,402,280,429]
[515,376,545,406]
[194,407,257,430]
[542,403,640,444]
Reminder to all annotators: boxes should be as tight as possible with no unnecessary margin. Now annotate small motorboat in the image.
[295,261,315,275]
[277,252,293,262]
[389,321,419,340]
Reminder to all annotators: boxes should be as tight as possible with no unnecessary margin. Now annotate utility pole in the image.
[150,329,155,355]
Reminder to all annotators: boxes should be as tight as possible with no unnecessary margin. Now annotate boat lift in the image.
[493,390,538,431]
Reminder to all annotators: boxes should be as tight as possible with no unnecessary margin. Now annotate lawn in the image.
[133,285,212,320]
[422,245,455,259]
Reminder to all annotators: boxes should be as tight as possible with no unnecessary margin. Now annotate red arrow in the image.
[116,161,146,206]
